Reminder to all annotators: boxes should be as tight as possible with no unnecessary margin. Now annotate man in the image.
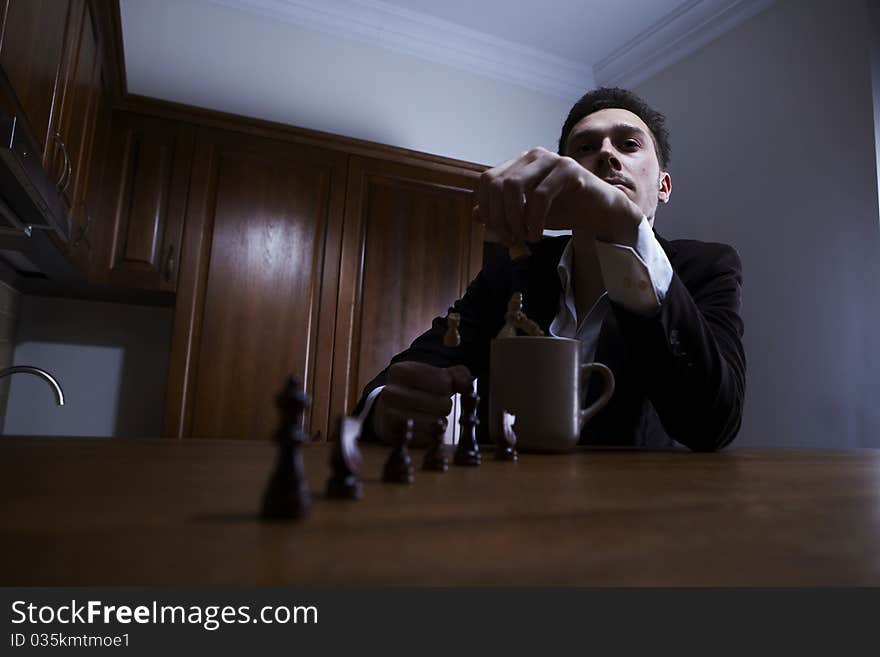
[353,87,745,451]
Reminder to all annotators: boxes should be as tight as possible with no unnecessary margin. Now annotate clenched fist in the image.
[372,362,473,445]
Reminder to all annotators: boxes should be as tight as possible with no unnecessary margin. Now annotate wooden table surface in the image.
[1,437,879,586]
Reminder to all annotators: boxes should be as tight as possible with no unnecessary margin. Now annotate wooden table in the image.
[1,437,879,586]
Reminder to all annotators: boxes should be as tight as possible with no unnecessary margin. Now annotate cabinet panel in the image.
[330,156,482,438]
[50,0,100,214]
[165,127,347,441]
[96,110,195,290]
[0,0,71,156]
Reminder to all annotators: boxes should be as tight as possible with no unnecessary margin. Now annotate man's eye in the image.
[576,143,596,153]
[622,139,640,150]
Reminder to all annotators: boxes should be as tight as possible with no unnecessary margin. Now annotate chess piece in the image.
[454,388,482,466]
[443,312,461,348]
[497,292,545,339]
[472,204,530,261]
[422,417,449,472]
[261,376,311,520]
[495,410,519,461]
[383,418,415,484]
[326,416,364,499]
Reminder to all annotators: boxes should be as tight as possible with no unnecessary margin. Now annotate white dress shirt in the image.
[549,216,673,362]
[357,217,674,425]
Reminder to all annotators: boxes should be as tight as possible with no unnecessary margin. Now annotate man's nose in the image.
[596,139,621,171]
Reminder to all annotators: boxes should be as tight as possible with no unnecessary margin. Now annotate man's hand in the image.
[372,362,473,445]
[473,147,643,247]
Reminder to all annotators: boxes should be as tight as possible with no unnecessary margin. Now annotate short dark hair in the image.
[558,87,671,169]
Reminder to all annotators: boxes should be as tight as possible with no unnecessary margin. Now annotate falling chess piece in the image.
[497,292,545,339]
[496,292,521,338]
[261,376,311,520]
[495,410,519,461]
[383,418,415,484]
[454,388,482,466]
[422,417,449,472]
[443,312,461,348]
[326,416,364,499]
[472,203,530,261]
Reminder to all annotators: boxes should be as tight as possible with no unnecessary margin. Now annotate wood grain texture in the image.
[330,156,483,432]
[0,0,71,156]
[116,94,488,174]
[48,0,89,205]
[165,127,347,443]
[1,438,879,586]
[95,111,196,290]
[89,0,125,105]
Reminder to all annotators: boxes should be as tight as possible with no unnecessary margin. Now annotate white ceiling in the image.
[118,0,776,164]
[376,0,685,64]
[121,0,775,102]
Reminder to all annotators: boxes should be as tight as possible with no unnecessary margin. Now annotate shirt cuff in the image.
[357,385,385,424]
[594,217,673,315]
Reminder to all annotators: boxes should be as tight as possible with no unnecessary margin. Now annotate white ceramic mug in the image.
[489,336,615,452]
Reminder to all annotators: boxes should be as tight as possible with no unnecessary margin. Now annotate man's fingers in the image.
[380,383,453,418]
[447,365,474,394]
[526,158,582,231]
[477,152,524,239]
[387,361,456,395]
[478,149,559,244]
[512,155,559,240]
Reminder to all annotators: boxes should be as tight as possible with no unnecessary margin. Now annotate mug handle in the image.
[579,363,615,428]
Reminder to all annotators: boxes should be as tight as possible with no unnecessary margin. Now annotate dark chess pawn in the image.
[326,416,364,499]
[382,418,415,484]
[261,375,312,520]
[454,388,482,466]
[495,410,519,461]
[422,418,449,472]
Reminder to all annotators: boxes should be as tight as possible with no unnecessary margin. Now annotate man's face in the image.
[564,108,671,222]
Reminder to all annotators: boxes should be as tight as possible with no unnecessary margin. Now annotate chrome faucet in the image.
[0,366,64,405]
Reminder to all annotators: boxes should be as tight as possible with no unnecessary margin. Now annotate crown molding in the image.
[594,0,775,89]
[206,0,594,100]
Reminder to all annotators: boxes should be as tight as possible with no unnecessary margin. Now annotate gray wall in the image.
[2,296,173,437]
[870,0,880,211]
[635,0,880,447]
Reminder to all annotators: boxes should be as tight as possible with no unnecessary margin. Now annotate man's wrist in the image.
[595,193,642,247]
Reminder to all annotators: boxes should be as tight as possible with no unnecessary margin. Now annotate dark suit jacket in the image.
[354,233,746,451]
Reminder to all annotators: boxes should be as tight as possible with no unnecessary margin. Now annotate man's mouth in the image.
[604,178,631,190]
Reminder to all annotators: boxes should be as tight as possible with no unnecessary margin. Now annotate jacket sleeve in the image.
[611,243,746,451]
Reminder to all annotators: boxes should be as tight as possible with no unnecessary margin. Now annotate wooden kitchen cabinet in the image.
[92,111,196,290]
[329,155,482,437]
[0,0,72,158]
[164,126,348,442]
[159,112,485,443]
[48,0,104,258]
[0,0,113,278]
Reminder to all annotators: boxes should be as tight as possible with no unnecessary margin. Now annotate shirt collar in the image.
[556,238,574,292]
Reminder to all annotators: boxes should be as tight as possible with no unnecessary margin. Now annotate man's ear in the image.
[658,171,672,204]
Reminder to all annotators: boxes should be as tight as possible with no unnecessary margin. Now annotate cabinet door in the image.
[0,0,71,156]
[48,0,101,222]
[330,156,483,439]
[94,110,195,290]
[164,127,347,442]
